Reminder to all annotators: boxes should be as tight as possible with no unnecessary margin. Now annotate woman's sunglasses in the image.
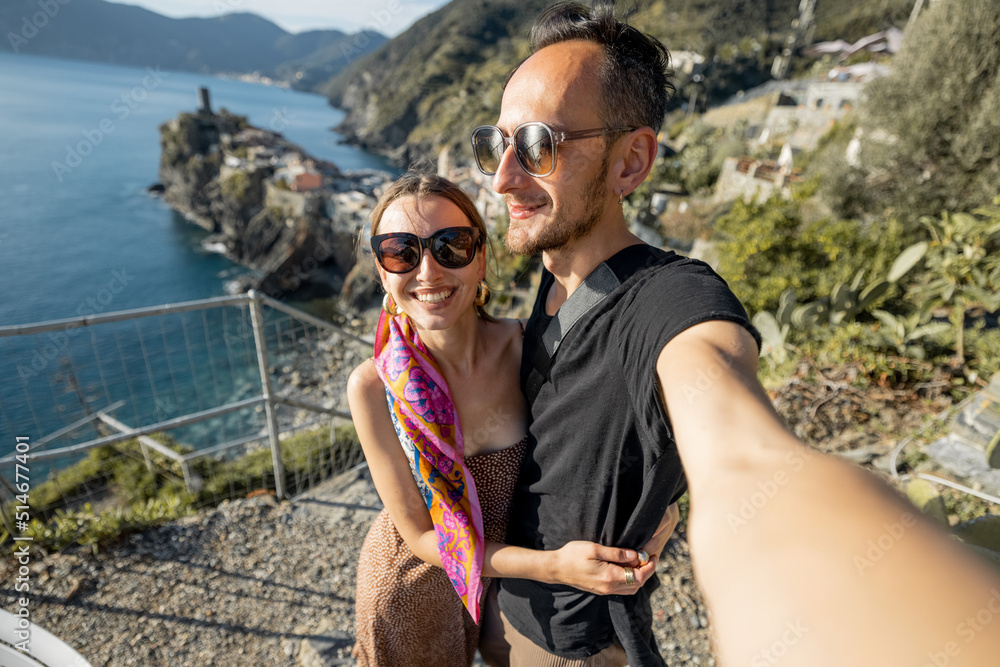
[470,122,634,177]
[370,227,482,274]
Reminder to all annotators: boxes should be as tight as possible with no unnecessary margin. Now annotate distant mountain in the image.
[0,0,387,89]
[322,0,915,163]
[321,0,554,164]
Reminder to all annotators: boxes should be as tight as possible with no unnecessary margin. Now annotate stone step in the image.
[925,434,1000,497]
[926,374,1000,484]
[950,374,1000,469]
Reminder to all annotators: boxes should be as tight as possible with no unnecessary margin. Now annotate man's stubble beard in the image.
[503,148,612,256]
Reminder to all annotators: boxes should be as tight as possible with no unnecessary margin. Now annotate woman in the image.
[348,173,655,667]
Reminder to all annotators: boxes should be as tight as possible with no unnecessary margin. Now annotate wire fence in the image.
[0,291,372,534]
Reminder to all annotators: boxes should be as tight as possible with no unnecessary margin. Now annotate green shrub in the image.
[906,203,1000,363]
[791,321,944,387]
[220,171,251,202]
[30,437,188,512]
[8,423,362,554]
[966,322,1000,383]
[714,186,912,316]
[197,423,361,503]
[17,494,194,554]
[796,117,856,174]
[30,447,112,510]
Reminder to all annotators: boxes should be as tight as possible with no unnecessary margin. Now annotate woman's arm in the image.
[347,361,656,596]
[483,539,655,595]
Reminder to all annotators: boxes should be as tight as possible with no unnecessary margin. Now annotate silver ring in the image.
[637,550,649,568]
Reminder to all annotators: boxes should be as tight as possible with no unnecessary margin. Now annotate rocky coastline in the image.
[152,91,391,307]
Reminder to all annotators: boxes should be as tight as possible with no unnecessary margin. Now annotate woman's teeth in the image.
[414,289,454,303]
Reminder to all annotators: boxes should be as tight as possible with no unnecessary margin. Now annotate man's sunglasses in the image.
[470,122,634,178]
[370,227,482,274]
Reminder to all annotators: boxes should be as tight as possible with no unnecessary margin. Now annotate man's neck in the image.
[541,222,644,316]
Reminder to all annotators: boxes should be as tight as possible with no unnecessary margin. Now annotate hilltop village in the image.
[155,88,391,305]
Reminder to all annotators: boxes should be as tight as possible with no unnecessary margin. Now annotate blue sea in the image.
[0,52,392,477]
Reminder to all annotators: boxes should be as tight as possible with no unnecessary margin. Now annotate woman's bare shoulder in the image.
[491,316,526,337]
[347,358,384,404]
[487,317,525,361]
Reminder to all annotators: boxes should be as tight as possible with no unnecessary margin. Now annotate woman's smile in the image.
[412,287,458,304]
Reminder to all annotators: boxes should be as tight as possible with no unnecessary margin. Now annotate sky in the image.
[105,0,451,37]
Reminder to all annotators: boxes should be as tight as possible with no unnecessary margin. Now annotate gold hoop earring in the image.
[475,281,491,307]
[382,293,400,316]
[619,191,624,206]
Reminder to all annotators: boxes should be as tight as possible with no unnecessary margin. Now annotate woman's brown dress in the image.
[353,438,527,666]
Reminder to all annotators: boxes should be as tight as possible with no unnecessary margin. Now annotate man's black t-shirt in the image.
[497,245,761,664]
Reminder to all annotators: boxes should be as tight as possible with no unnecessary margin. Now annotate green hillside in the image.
[323,0,916,163]
[320,0,553,164]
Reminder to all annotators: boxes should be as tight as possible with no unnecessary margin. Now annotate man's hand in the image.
[639,502,680,568]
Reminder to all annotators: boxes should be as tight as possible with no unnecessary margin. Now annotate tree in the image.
[857,0,1000,222]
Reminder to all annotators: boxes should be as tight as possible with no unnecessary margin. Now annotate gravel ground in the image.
[1,465,715,667]
[1,468,379,666]
[4,361,962,667]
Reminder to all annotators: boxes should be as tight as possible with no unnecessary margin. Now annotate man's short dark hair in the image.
[528,1,674,134]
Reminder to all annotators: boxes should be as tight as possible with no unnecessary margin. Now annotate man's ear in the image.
[614,127,658,196]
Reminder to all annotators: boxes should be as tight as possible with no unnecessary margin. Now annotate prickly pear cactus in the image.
[859,280,891,310]
[777,288,797,327]
[887,241,928,283]
[829,281,861,325]
[791,301,824,328]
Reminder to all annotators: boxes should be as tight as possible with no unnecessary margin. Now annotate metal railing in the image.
[0,290,372,515]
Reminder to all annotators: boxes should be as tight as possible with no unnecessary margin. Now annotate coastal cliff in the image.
[156,102,389,302]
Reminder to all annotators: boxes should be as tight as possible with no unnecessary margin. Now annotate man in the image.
[472,2,1000,666]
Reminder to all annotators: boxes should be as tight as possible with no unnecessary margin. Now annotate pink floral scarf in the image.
[372,310,486,623]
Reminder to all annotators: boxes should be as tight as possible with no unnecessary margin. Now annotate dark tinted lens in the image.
[378,236,420,272]
[514,124,554,176]
[472,127,504,174]
[431,229,477,268]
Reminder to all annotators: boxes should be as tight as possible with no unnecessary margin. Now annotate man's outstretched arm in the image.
[658,320,1000,666]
